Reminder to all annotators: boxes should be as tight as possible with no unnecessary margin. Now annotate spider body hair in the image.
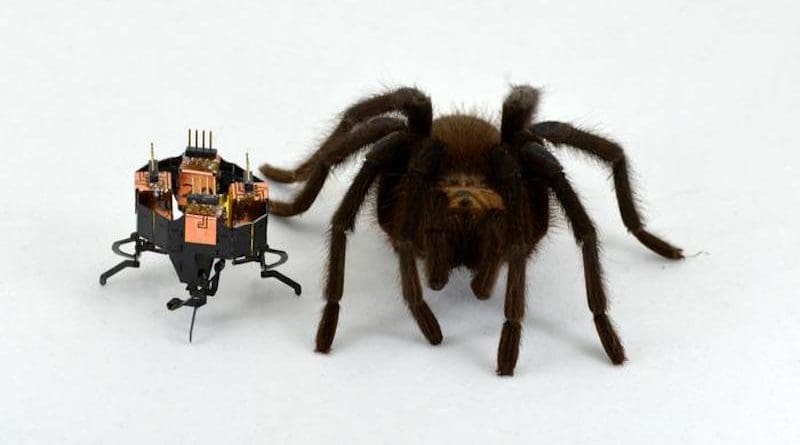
[260,85,683,375]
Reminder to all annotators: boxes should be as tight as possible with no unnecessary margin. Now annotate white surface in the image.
[1,1,798,443]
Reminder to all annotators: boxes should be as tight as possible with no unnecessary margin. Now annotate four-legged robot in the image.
[100,131,301,340]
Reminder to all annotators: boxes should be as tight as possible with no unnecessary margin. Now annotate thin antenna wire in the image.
[194,130,198,147]
[189,306,198,343]
[246,152,251,182]
[150,142,156,171]
[202,130,206,148]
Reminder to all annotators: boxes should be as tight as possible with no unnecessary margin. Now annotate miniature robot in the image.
[100,130,301,340]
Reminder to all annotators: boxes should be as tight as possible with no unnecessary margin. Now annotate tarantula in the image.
[260,86,683,375]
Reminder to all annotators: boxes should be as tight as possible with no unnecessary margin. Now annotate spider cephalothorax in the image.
[260,86,683,375]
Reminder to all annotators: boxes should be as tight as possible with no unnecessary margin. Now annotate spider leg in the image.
[267,120,408,217]
[497,175,550,376]
[469,216,505,300]
[260,117,406,184]
[396,242,443,345]
[423,229,452,291]
[531,121,683,259]
[489,147,533,375]
[422,194,453,291]
[520,142,626,365]
[315,132,409,353]
[489,163,551,374]
[260,87,432,183]
[501,85,541,143]
[393,140,446,345]
[470,254,503,300]
[339,87,433,135]
[497,248,528,375]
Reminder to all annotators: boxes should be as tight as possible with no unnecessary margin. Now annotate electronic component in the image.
[100,130,302,341]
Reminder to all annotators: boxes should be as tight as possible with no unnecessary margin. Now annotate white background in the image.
[1,1,798,443]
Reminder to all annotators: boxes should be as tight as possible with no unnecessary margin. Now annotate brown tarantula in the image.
[260,86,683,375]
